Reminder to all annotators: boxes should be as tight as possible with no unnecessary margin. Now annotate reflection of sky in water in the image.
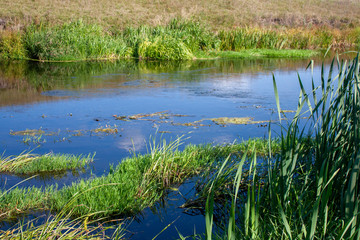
[116,128,146,151]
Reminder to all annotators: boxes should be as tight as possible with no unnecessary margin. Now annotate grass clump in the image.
[138,35,193,60]
[0,30,26,59]
[23,20,129,61]
[0,153,93,175]
[0,185,55,218]
[201,54,360,239]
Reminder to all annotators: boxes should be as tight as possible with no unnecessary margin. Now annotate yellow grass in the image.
[1,0,359,30]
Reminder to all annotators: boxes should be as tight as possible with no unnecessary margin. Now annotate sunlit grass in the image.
[0,153,93,175]
[2,19,356,61]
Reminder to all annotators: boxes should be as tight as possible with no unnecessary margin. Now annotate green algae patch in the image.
[9,129,57,137]
[91,125,119,135]
[113,111,190,121]
[171,121,209,127]
[210,117,269,125]
[0,153,93,175]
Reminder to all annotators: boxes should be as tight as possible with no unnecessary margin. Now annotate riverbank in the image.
[1,19,359,61]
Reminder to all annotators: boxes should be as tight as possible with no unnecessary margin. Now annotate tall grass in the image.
[23,20,129,61]
[0,30,26,59]
[3,19,359,61]
[203,54,360,239]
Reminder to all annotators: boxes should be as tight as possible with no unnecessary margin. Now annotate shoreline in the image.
[1,19,357,62]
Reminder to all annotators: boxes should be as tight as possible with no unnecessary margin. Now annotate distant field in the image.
[1,0,360,30]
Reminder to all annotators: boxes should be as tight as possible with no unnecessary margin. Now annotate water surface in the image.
[0,57,330,238]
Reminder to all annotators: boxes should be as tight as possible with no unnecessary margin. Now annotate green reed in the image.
[202,54,360,239]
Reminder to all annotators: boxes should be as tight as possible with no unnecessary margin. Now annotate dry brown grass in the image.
[0,0,359,30]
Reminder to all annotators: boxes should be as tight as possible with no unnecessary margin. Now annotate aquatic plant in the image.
[202,54,360,239]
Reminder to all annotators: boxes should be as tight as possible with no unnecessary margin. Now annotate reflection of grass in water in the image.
[0,138,279,220]
[0,153,93,175]
[0,56,325,96]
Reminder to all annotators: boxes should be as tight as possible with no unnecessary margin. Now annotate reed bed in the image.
[202,54,360,239]
[2,19,359,61]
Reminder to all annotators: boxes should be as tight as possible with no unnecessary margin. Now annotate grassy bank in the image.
[2,19,359,61]
[0,138,278,219]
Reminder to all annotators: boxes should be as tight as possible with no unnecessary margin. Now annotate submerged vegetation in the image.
[1,19,359,61]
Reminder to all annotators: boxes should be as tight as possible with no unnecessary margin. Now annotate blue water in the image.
[0,57,333,238]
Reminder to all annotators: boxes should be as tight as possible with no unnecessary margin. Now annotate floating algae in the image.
[209,117,269,125]
[91,125,119,134]
[171,121,209,127]
[113,111,190,121]
[10,128,58,136]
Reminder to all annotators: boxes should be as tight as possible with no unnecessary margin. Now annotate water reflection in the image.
[0,58,320,107]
